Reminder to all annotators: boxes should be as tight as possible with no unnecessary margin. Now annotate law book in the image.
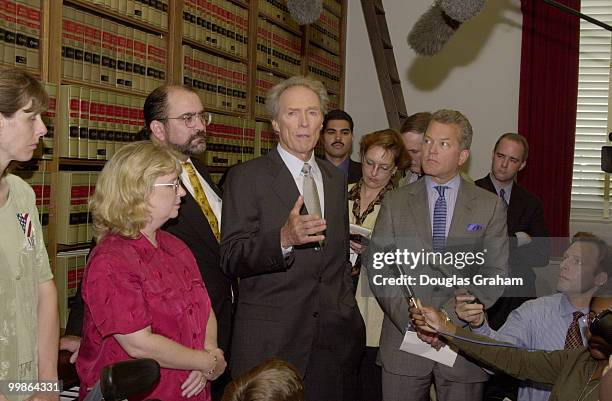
[56,172,78,244]
[72,172,89,243]
[41,82,57,159]
[4,1,17,67]
[77,86,90,159]
[56,250,88,328]
[58,85,80,158]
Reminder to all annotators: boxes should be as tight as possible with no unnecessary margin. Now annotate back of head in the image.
[222,359,304,401]
[90,141,180,241]
[400,112,432,135]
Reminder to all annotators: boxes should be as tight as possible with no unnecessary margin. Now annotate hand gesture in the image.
[280,196,326,247]
[181,370,208,398]
[455,294,485,327]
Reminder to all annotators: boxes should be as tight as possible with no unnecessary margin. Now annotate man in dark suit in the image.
[475,133,550,328]
[321,109,362,184]
[474,133,550,401]
[398,112,431,186]
[220,76,365,401]
[365,109,509,401]
[60,85,234,401]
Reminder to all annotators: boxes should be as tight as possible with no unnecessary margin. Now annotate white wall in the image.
[345,0,523,179]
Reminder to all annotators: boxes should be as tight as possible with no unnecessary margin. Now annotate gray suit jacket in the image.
[365,177,508,381]
[220,148,365,377]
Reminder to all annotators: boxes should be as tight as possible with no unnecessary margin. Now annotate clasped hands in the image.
[180,347,226,398]
[280,196,326,247]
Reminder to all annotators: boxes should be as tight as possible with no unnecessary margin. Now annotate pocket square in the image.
[466,224,483,232]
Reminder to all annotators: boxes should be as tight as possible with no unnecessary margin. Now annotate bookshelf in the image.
[6,0,347,328]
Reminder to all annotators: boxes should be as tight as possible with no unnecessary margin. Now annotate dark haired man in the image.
[321,109,361,184]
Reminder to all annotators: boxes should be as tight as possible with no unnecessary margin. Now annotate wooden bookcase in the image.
[3,0,347,328]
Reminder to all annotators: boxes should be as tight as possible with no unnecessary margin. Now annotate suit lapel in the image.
[407,180,433,249]
[448,178,477,239]
[268,148,302,212]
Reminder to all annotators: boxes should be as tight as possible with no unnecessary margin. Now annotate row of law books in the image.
[62,5,167,93]
[12,170,50,245]
[311,7,341,55]
[87,0,168,29]
[255,69,283,117]
[308,44,341,93]
[258,0,301,33]
[258,121,276,156]
[57,85,146,160]
[55,249,88,329]
[0,0,41,69]
[183,44,248,113]
[55,171,100,246]
[199,113,256,167]
[183,0,248,59]
[257,17,301,77]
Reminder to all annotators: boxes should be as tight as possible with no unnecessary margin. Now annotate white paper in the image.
[350,224,372,238]
[399,331,458,367]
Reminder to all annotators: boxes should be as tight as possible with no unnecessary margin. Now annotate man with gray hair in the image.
[365,109,509,401]
[220,76,365,401]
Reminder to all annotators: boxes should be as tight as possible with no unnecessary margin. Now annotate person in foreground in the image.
[410,292,612,401]
[0,68,58,401]
[76,141,226,401]
[221,359,304,401]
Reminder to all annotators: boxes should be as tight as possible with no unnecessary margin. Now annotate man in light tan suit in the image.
[365,109,509,401]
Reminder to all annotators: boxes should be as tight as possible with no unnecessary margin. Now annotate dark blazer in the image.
[348,159,362,184]
[220,148,365,379]
[475,174,550,277]
[163,158,234,353]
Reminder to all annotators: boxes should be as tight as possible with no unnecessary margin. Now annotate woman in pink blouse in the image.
[76,141,226,401]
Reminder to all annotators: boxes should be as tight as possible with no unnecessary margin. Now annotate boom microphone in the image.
[287,0,323,25]
[438,0,485,22]
[408,4,461,57]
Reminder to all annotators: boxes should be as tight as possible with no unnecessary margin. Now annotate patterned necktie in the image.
[564,311,585,349]
[302,163,322,217]
[432,186,448,252]
[182,161,220,242]
[499,188,508,206]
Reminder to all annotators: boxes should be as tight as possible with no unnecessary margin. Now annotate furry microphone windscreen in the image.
[287,0,323,25]
[408,4,461,56]
[438,0,485,22]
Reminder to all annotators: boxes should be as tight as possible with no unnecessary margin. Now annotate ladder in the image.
[361,0,407,130]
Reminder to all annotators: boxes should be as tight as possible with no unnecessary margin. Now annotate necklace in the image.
[576,364,598,401]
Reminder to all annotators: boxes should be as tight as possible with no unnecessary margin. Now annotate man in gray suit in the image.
[365,109,509,401]
[220,76,365,401]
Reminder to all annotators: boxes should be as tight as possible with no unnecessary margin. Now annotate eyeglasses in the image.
[153,181,181,194]
[163,112,212,128]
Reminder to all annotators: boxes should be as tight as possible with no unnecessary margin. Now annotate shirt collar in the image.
[489,173,513,196]
[277,144,317,178]
[425,173,461,192]
[560,293,590,317]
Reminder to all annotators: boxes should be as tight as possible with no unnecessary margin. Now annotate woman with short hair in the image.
[77,141,226,401]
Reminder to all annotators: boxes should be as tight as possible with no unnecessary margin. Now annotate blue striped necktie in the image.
[499,188,508,206]
[433,186,448,251]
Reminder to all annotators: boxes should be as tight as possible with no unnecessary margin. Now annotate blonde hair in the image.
[265,76,329,120]
[430,109,473,150]
[222,359,304,401]
[90,141,180,241]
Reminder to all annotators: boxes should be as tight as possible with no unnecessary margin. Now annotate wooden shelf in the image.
[258,12,303,36]
[59,158,107,167]
[204,165,230,173]
[309,39,341,57]
[61,78,148,97]
[0,63,40,77]
[64,0,167,35]
[205,106,249,118]
[255,115,269,122]
[256,64,290,79]
[183,38,247,63]
[57,243,92,253]
[228,0,249,9]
